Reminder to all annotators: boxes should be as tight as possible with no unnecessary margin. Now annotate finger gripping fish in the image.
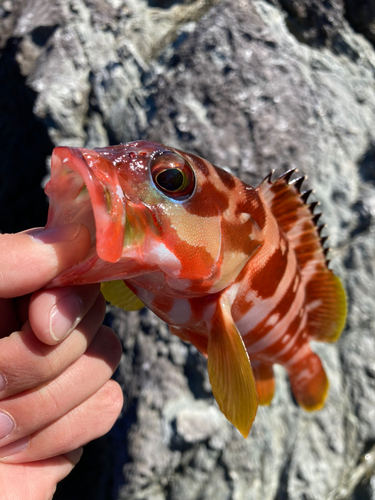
[45,141,347,438]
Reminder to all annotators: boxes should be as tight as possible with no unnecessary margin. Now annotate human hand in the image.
[0,223,123,500]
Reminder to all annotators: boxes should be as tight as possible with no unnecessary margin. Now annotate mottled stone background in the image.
[1,0,375,499]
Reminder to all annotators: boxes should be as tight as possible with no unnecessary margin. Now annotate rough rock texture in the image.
[1,0,375,499]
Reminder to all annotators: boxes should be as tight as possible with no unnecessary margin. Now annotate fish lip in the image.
[46,147,126,264]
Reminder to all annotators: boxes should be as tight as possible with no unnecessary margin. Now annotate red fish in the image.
[45,141,347,437]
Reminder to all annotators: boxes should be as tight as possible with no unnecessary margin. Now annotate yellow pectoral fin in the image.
[101,280,144,311]
[207,297,258,438]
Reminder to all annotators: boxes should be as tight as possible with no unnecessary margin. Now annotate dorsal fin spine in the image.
[290,176,306,192]
[262,171,274,183]
[301,189,314,203]
[309,202,320,213]
[277,168,296,183]
[312,213,323,224]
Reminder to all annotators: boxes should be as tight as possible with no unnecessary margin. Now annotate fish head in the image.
[46,141,262,292]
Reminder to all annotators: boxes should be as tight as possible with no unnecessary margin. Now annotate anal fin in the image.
[101,280,144,311]
[207,295,258,437]
[287,345,329,411]
[252,360,275,405]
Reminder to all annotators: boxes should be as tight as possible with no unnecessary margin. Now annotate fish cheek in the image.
[171,240,217,280]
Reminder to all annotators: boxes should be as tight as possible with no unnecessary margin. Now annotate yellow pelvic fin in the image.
[101,280,144,311]
[207,295,258,438]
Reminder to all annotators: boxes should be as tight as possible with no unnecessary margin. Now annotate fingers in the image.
[0,380,123,464]
[0,450,83,500]
[28,284,101,345]
[0,223,91,298]
[0,294,106,399]
[0,326,122,457]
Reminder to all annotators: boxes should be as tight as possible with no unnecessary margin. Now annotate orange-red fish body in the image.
[45,141,346,437]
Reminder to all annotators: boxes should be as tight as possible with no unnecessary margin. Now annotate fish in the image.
[45,140,347,437]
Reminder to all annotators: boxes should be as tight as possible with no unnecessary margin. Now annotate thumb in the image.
[0,223,91,298]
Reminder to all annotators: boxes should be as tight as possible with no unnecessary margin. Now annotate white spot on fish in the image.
[116,185,124,201]
[146,243,182,273]
[169,299,192,325]
[223,282,241,305]
[306,299,323,312]
[239,213,251,224]
[266,313,279,327]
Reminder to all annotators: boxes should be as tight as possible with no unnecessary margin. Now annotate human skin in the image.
[0,223,124,500]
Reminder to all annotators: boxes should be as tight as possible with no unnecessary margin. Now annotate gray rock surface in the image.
[1,0,375,499]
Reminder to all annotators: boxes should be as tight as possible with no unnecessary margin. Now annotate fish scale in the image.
[45,140,347,437]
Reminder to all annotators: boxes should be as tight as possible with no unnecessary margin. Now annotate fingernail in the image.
[0,373,6,392]
[64,447,84,465]
[0,436,29,460]
[0,412,14,440]
[50,295,83,341]
[26,223,82,244]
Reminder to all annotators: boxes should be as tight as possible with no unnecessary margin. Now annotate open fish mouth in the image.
[46,146,126,264]
[44,146,136,287]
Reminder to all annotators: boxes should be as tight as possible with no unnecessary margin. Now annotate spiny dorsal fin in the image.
[257,171,347,343]
[101,280,144,311]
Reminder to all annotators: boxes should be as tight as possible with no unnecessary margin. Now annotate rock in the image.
[1,0,375,499]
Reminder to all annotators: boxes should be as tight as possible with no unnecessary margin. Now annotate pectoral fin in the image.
[101,280,144,311]
[207,296,258,438]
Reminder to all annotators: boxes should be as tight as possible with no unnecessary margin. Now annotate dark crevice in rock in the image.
[350,441,375,500]
[0,37,51,232]
[350,201,372,238]
[147,0,188,8]
[31,24,59,47]
[275,0,345,49]
[54,435,119,500]
[353,481,372,500]
[169,419,195,452]
[344,0,375,49]
[183,348,211,400]
[274,449,293,499]
[107,403,139,499]
[358,141,375,185]
[217,453,234,498]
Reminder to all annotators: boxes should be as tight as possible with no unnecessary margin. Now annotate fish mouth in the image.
[45,146,127,270]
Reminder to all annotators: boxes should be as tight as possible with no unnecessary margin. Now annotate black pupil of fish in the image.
[156,168,184,191]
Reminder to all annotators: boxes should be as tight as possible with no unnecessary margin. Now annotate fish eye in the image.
[150,152,195,199]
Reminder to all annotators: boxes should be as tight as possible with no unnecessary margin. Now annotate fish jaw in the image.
[46,147,126,263]
[45,146,161,287]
